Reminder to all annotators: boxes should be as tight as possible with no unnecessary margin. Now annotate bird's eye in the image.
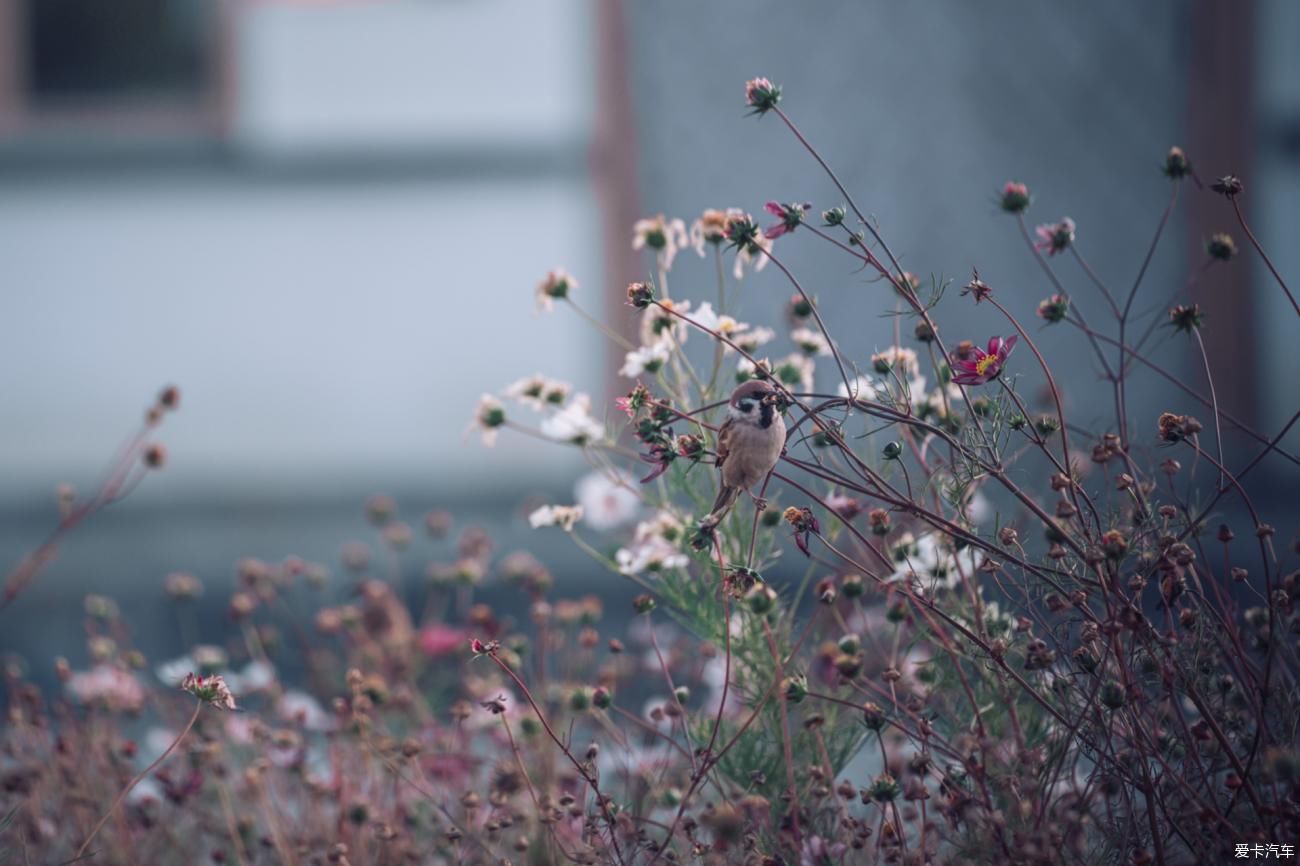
[738,399,753,412]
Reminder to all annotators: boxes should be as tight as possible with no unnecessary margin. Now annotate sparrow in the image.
[700,380,787,530]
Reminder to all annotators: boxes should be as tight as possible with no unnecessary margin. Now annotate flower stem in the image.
[75,700,203,862]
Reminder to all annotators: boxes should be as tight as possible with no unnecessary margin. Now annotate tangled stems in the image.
[74,699,204,862]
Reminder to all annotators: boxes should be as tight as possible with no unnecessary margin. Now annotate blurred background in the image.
[2,0,1297,670]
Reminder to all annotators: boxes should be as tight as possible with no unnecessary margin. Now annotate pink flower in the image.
[950,336,1018,386]
[420,623,467,659]
[762,201,812,238]
[744,77,781,113]
[1033,217,1076,256]
[180,672,237,711]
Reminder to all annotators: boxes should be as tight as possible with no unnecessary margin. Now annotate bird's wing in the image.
[714,417,734,468]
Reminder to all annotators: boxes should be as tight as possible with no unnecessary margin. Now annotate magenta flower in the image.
[950,336,1018,386]
[762,201,811,238]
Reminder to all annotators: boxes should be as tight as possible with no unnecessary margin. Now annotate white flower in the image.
[640,298,692,347]
[535,269,576,313]
[837,375,881,401]
[279,689,335,731]
[620,341,672,378]
[871,346,921,382]
[471,394,506,446]
[615,512,689,575]
[733,230,773,279]
[692,302,750,344]
[506,375,571,410]
[773,352,815,393]
[633,215,689,270]
[66,664,145,712]
[540,393,603,444]
[733,326,776,354]
[888,532,981,593]
[575,470,641,531]
[529,504,584,531]
[790,327,832,356]
[736,356,772,383]
[689,208,743,255]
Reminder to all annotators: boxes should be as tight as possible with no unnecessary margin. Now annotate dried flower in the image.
[961,271,993,303]
[1206,233,1237,261]
[528,504,584,532]
[626,281,654,309]
[1210,175,1243,197]
[1163,146,1190,179]
[181,673,237,711]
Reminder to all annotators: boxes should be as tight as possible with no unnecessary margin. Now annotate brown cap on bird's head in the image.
[730,379,776,408]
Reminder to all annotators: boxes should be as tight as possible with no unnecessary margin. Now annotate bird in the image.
[700,380,787,530]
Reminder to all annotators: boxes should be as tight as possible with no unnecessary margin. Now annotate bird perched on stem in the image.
[700,380,786,530]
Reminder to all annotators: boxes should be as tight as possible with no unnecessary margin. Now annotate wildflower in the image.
[528,504,584,531]
[773,352,814,392]
[763,200,811,238]
[735,356,772,383]
[163,571,202,599]
[480,694,508,715]
[861,701,887,731]
[1038,294,1070,323]
[619,341,671,377]
[783,506,820,557]
[641,297,692,346]
[632,215,689,270]
[535,269,576,312]
[1210,175,1243,197]
[1206,233,1237,261]
[1033,217,1076,256]
[733,325,776,354]
[469,638,499,656]
[539,394,603,444]
[868,773,900,802]
[790,326,831,356]
[782,674,808,703]
[67,664,146,713]
[471,395,506,446]
[690,301,747,343]
[1000,181,1031,213]
[181,672,237,710]
[689,207,743,253]
[1157,411,1191,442]
[614,383,650,418]
[1101,529,1129,559]
[1169,303,1204,333]
[506,375,571,410]
[626,281,654,309]
[914,320,937,342]
[616,513,689,575]
[871,346,921,380]
[822,206,846,226]
[1163,146,1190,179]
[575,470,639,531]
[744,77,781,114]
[949,336,1017,386]
[961,270,993,303]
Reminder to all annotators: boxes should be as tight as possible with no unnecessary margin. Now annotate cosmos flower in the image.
[181,672,238,711]
[690,208,744,254]
[763,201,812,238]
[471,394,506,446]
[950,336,1018,386]
[539,393,604,444]
[1034,217,1076,256]
[615,512,689,576]
[535,269,576,313]
[575,470,641,531]
[632,215,689,270]
[620,341,672,378]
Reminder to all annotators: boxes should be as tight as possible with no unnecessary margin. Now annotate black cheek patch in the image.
[759,402,775,428]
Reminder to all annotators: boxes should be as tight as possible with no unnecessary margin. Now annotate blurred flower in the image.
[471,394,506,446]
[888,533,981,593]
[1206,233,1237,261]
[616,512,689,576]
[278,690,334,731]
[690,207,743,253]
[535,269,576,312]
[733,325,776,354]
[420,623,468,659]
[730,224,773,279]
[1034,217,1076,256]
[1000,181,1031,213]
[744,77,781,114]
[691,301,747,343]
[790,327,831,356]
[1210,175,1243,197]
[620,341,671,378]
[1037,294,1070,323]
[540,393,603,444]
[528,504,584,531]
[66,664,145,713]
[950,336,1017,386]
[632,214,689,270]
[871,346,921,382]
[773,353,814,392]
[1163,146,1190,179]
[575,470,641,531]
[1169,303,1204,333]
[506,375,571,410]
[736,356,772,383]
[801,835,847,866]
[763,201,811,238]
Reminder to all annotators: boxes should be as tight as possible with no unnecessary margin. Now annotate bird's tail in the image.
[700,485,741,530]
